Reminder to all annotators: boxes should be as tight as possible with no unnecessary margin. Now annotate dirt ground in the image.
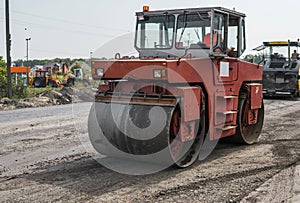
[0,98,300,202]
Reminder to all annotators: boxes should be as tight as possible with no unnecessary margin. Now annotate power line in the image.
[13,10,130,32]
[0,17,116,38]
[0,7,130,32]
[30,48,84,56]
[0,6,134,59]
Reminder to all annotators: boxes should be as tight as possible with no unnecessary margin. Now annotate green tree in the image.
[70,64,82,74]
[0,56,7,98]
[1,56,30,99]
[0,56,6,68]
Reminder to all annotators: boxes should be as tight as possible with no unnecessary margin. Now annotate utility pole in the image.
[5,0,12,98]
[26,38,31,85]
[90,51,93,67]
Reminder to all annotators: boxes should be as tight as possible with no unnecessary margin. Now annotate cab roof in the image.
[136,7,246,18]
[263,41,300,46]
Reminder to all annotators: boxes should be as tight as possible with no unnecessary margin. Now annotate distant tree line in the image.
[13,58,87,67]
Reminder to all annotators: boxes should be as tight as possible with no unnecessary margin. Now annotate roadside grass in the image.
[12,86,55,99]
[2,80,97,100]
[25,86,54,98]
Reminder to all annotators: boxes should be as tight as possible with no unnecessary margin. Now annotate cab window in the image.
[176,13,211,49]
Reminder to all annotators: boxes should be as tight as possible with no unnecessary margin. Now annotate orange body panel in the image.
[92,57,263,141]
[245,84,263,110]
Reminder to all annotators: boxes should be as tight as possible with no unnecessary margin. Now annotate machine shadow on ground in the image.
[24,142,246,197]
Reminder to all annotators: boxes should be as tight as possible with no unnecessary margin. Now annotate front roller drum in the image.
[88,101,205,167]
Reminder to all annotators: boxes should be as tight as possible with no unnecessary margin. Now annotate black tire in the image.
[48,80,58,88]
[67,78,75,86]
[33,78,46,88]
[230,91,264,144]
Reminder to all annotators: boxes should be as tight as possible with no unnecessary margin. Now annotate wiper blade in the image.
[178,22,188,42]
[194,28,200,41]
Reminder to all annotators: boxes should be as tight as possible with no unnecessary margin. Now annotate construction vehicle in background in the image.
[253,41,300,97]
[73,68,91,87]
[32,63,75,88]
[89,6,265,168]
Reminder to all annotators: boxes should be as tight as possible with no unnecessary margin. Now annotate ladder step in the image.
[223,95,238,99]
[222,125,237,131]
[217,111,238,115]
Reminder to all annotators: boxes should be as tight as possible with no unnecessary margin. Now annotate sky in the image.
[0,0,299,61]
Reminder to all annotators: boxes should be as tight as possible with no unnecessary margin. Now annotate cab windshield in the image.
[264,46,299,59]
[176,13,211,49]
[136,15,175,49]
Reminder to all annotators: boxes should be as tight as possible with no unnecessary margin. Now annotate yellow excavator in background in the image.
[33,63,75,88]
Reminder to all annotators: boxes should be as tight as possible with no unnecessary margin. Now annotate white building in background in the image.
[30,65,44,73]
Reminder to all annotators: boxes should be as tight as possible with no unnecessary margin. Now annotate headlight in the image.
[153,69,162,78]
[96,68,104,77]
[153,69,167,78]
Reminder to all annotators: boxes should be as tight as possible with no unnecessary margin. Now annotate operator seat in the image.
[203,33,217,47]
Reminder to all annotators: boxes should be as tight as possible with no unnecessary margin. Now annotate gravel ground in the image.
[0,98,300,202]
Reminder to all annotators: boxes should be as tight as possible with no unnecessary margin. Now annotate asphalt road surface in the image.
[0,99,300,202]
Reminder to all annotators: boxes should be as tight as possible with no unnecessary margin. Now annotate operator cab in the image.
[256,41,300,69]
[135,7,246,58]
